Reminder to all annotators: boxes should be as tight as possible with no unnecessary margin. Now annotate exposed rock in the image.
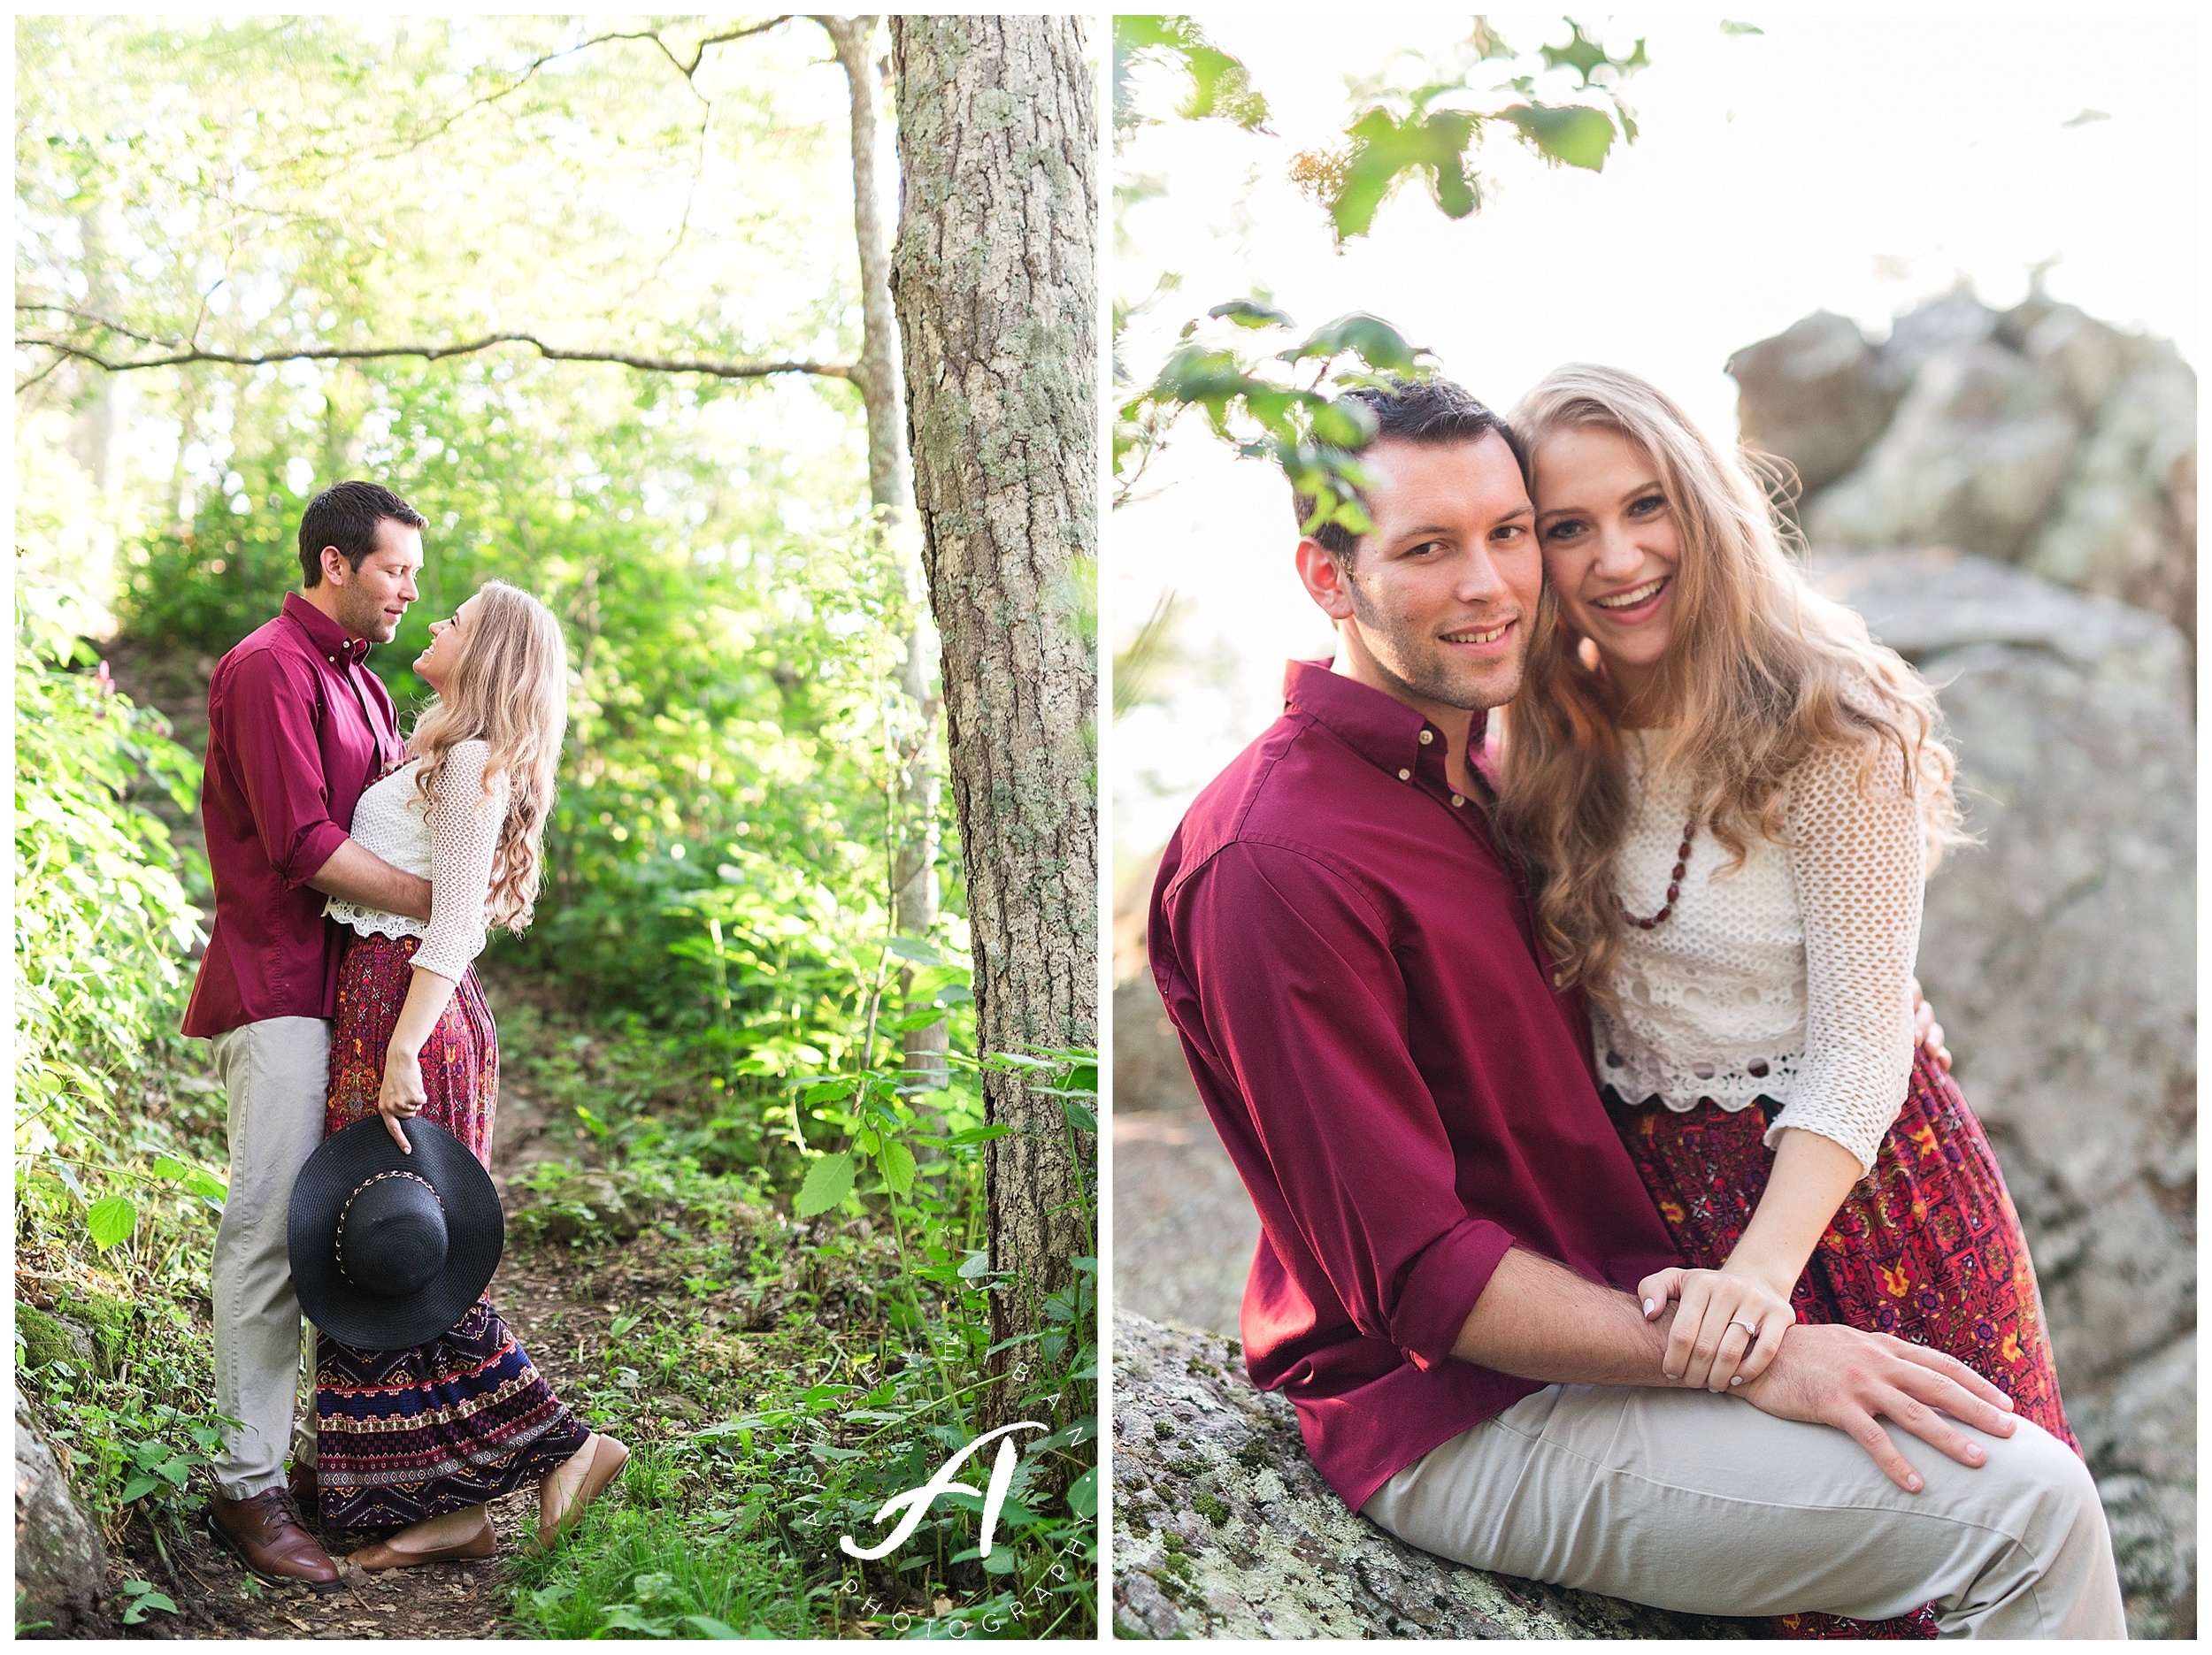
[1816,548,2196,1639]
[1806,341,2082,562]
[1870,288,2000,395]
[2020,349,2198,628]
[1747,292,2197,647]
[1111,1313,1758,1640]
[15,1393,111,1635]
[1728,311,1898,497]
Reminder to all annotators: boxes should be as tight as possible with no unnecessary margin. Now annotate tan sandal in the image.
[538,1433,629,1549]
[349,1513,496,1572]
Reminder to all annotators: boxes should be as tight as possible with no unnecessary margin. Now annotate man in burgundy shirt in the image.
[185,480,436,1590]
[1148,381,2121,1633]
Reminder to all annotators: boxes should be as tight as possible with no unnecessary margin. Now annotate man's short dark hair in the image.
[297,480,428,587]
[1294,379,1525,563]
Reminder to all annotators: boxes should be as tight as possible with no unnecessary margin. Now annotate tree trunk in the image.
[887,14,1097,1423]
[820,12,949,1089]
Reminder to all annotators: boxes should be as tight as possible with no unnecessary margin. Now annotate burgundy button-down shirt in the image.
[182,593,404,1038]
[1148,661,1681,1513]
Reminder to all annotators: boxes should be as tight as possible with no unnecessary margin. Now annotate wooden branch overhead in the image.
[13,312,851,383]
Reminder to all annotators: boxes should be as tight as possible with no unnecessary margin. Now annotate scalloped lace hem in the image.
[326,900,426,941]
[1597,1053,1802,1115]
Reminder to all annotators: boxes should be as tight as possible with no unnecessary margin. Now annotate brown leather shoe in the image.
[207,1487,342,1593]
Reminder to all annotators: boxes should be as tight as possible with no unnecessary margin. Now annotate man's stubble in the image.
[1342,568,1529,717]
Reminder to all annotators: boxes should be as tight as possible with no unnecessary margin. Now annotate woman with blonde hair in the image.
[1499,366,2073,1636]
[302,578,626,1568]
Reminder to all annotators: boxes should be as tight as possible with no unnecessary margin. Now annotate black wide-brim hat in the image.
[288,1115,503,1350]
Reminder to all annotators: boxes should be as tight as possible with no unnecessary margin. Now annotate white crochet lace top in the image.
[1590,730,1923,1176]
[325,739,507,984]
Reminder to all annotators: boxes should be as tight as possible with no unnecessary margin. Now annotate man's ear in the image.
[319,545,350,587]
[1294,538,1357,624]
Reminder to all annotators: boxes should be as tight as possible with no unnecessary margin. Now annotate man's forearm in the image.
[308,839,434,923]
[1451,1246,1678,1387]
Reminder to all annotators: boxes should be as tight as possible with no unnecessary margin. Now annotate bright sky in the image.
[1109,12,2198,860]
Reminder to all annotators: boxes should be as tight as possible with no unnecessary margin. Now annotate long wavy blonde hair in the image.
[409,579,567,932]
[1495,364,1962,1004]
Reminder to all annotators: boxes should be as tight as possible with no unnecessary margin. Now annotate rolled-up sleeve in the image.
[1169,840,1515,1370]
[219,650,349,888]
[411,741,508,984]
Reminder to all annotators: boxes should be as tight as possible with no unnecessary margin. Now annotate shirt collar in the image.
[1280,656,1449,775]
[282,591,373,667]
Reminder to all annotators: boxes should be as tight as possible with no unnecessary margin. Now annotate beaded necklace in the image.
[1619,817,1696,931]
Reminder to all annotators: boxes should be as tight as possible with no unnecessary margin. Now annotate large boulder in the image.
[1745,294,2198,648]
[15,1393,110,1635]
[2019,347,2197,633]
[1816,548,2196,1638]
[1806,341,2083,562]
[1728,311,1899,497]
[1111,1313,1758,1640]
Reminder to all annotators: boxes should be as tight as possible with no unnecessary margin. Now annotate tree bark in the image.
[819,12,948,1088]
[887,14,1096,1421]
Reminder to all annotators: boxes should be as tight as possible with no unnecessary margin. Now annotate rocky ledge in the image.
[1111,1313,1761,1640]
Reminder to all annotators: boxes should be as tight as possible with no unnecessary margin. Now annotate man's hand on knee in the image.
[1739,1322,2019,1491]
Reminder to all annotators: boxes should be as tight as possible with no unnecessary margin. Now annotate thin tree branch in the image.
[15,330,851,382]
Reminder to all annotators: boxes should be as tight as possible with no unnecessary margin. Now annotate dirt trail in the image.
[118,1079,603,1641]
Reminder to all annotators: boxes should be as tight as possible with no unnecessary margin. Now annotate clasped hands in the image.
[1640,1265,2020,1494]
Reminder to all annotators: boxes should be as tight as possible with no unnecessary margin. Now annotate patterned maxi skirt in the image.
[312,931,591,1531]
[1606,1048,2076,1639]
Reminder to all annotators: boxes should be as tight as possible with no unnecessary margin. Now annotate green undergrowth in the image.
[495,1003,1099,1640]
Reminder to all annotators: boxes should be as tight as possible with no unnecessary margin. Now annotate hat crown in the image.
[337,1171,449,1298]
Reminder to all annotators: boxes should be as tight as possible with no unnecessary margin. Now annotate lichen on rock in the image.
[1112,1313,1761,1640]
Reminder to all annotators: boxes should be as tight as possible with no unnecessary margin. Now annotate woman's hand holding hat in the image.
[378,1047,427,1153]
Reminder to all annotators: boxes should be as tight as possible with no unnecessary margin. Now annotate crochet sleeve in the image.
[411,740,508,984]
[1767,738,1924,1176]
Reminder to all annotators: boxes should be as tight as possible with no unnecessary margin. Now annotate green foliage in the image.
[499,1015,1096,1638]
[1118,305,1435,535]
[1114,17,1271,135]
[1293,21,1651,246]
[12,589,227,1256]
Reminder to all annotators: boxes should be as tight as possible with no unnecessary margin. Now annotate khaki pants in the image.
[209,1016,329,1499]
[1363,1382,2125,1639]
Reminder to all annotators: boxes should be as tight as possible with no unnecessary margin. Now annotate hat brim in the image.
[288,1115,504,1351]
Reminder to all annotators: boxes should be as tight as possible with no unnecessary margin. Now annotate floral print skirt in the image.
[311,931,589,1531]
[1605,1048,2076,1639]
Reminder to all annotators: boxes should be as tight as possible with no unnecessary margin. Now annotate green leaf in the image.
[1502,103,1618,172]
[1280,313,1430,377]
[884,935,943,966]
[120,1473,163,1504]
[1066,1465,1098,1519]
[795,1152,855,1219]
[876,1138,917,1199]
[1328,107,1479,241]
[1720,19,1764,35]
[1208,298,1294,330]
[87,1193,136,1250]
[683,1617,743,1639]
[184,1167,228,1203]
[1310,396,1380,451]
[1061,1100,1098,1134]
